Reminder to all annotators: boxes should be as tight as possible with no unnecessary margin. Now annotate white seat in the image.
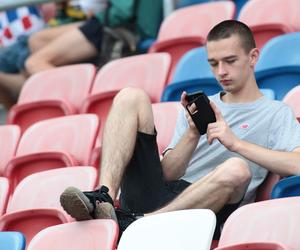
[118,209,216,250]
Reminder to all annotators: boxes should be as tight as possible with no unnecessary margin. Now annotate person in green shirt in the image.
[25,0,163,75]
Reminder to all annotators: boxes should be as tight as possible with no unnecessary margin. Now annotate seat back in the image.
[157,2,236,42]
[255,32,300,100]
[218,197,300,248]
[7,167,97,213]
[283,85,300,118]
[0,209,68,247]
[90,53,171,103]
[0,177,9,216]
[27,219,119,250]
[5,115,99,191]
[152,102,181,154]
[150,1,235,82]
[118,209,216,250]
[271,175,300,199]
[171,46,214,83]
[238,0,300,48]
[7,64,96,132]
[0,125,20,175]
[0,231,26,250]
[16,114,99,164]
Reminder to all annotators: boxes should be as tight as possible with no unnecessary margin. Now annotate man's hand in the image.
[180,92,200,137]
[207,101,239,151]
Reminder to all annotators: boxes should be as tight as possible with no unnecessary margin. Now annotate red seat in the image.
[0,125,20,175]
[149,1,236,81]
[0,177,9,216]
[7,64,96,133]
[4,114,99,193]
[6,167,97,215]
[81,53,171,136]
[152,102,181,155]
[215,197,300,249]
[238,0,300,49]
[0,209,68,248]
[255,172,281,202]
[27,219,119,250]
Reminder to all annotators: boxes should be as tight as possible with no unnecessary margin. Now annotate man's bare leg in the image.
[151,157,251,215]
[28,22,82,52]
[100,88,156,200]
[25,26,97,75]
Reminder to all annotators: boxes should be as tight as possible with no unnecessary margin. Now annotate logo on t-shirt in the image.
[240,123,249,129]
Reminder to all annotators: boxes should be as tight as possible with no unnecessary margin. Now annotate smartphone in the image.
[185,91,216,135]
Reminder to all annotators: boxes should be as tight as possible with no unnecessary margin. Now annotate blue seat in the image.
[271,175,300,199]
[255,32,300,100]
[0,231,26,250]
[171,46,214,83]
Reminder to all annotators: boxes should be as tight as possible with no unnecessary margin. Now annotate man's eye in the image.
[210,63,217,67]
[227,60,236,64]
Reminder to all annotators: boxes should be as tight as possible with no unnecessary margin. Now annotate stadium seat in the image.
[27,219,119,250]
[0,125,20,175]
[7,64,96,133]
[171,46,214,83]
[6,167,97,214]
[271,175,300,199]
[283,85,300,119]
[81,53,171,136]
[238,0,300,49]
[255,173,281,202]
[0,177,9,216]
[152,102,181,154]
[255,32,300,100]
[0,231,26,250]
[149,1,236,81]
[118,209,216,250]
[216,197,300,249]
[4,114,99,193]
[0,208,68,247]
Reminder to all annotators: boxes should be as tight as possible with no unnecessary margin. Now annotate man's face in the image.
[206,34,256,94]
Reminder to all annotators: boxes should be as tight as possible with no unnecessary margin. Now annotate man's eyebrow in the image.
[207,55,237,62]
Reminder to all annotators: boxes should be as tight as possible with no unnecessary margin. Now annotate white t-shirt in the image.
[167,92,300,204]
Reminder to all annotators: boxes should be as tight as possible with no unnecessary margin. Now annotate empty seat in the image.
[118,209,216,250]
[7,64,96,133]
[4,114,99,193]
[0,177,9,216]
[149,1,235,81]
[216,197,300,249]
[152,102,181,154]
[0,125,20,175]
[81,53,171,136]
[6,167,97,214]
[0,231,25,250]
[0,208,68,248]
[255,32,300,100]
[271,175,300,199]
[283,85,300,118]
[27,219,119,250]
[238,0,300,48]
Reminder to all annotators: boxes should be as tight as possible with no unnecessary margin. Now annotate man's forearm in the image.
[161,129,200,181]
[234,139,300,176]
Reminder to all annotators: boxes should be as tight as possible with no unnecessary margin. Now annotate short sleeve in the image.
[165,106,189,150]
[268,105,300,152]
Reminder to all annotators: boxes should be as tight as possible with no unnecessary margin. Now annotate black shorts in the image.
[119,131,241,239]
[78,16,103,51]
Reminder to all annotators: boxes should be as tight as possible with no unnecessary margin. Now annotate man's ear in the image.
[249,48,260,68]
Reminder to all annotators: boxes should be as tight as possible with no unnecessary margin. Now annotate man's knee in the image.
[24,55,38,75]
[214,157,251,191]
[113,87,151,109]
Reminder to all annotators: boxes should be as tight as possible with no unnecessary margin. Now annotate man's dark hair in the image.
[207,20,256,53]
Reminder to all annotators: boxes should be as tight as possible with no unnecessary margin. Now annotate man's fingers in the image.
[210,101,223,121]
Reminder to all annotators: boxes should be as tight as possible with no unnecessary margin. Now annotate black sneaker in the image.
[60,185,114,221]
[115,208,144,233]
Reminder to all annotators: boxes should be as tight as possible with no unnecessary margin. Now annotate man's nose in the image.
[218,62,227,76]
